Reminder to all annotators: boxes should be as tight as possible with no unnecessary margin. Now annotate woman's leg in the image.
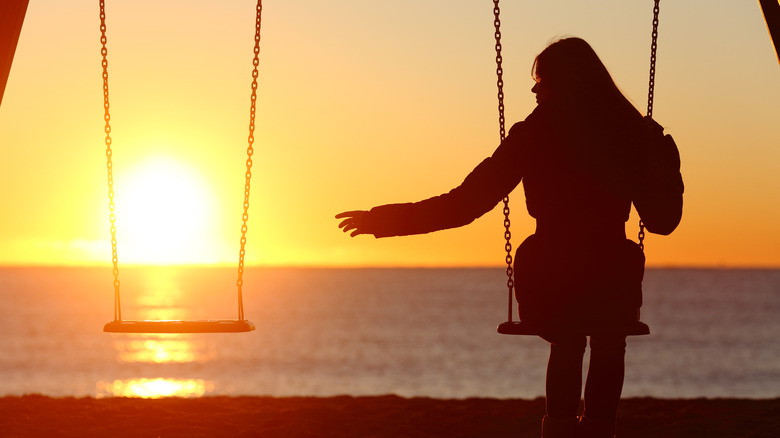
[542,334,587,419]
[583,335,627,426]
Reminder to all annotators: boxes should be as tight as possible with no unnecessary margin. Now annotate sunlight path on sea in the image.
[100,269,218,398]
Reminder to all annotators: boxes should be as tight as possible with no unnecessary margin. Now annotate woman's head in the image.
[532,37,629,109]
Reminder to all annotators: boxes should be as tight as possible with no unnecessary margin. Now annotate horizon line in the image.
[0,263,778,270]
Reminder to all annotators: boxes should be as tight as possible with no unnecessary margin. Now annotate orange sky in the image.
[0,0,778,267]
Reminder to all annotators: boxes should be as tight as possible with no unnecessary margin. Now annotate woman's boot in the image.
[578,416,616,438]
[541,415,579,438]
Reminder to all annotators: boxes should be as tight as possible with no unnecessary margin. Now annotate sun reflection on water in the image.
[103,268,221,398]
[113,335,217,363]
[135,267,188,321]
[96,378,214,398]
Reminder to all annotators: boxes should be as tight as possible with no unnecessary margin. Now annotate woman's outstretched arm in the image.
[335,121,533,238]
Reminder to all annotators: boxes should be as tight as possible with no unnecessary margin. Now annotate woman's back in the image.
[518,100,645,244]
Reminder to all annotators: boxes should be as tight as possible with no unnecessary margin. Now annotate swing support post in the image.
[0,0,29,108]
[759,0,780,66]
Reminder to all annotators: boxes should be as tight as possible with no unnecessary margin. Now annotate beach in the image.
[1,395,778,437]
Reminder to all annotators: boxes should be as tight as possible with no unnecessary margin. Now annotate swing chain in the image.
[236,0,262,321]
[493,0,506,141]
[100,0,121,321]
[639,0,661,251]
[493,0,514,321]
[646,0,660,119]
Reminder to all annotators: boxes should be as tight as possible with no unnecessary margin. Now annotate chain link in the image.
[639,0,661,251]
[100,0,121,321]
[236,0,262,321]
[493,0,514,322]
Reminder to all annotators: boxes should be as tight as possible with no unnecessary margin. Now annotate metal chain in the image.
[493,1,506,141]
[100,0,121,321]
[493,0,514,322]
[639,0,661,251]
[646,0,660,119]
[236,0,262,321]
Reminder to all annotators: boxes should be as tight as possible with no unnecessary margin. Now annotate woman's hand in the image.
[335,210,368,237]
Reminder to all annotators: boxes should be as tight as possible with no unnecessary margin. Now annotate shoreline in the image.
[1,395,778,437]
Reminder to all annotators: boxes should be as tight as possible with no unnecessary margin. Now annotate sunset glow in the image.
[0,1,778,267]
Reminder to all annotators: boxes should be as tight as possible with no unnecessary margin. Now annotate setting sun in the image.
[114,156,220,265]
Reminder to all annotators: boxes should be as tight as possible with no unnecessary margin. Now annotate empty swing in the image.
[101,0,264,334]
[494,0,668,336]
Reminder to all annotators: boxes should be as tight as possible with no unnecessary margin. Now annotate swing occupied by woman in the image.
[336,38,682,438]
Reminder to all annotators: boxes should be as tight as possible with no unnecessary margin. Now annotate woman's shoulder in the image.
[508,103,553,135]
[507,103,572,143]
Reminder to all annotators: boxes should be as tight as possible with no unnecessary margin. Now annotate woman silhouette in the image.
[337,37,650,438]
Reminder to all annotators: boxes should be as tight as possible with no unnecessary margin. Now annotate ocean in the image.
[0,267,778,399]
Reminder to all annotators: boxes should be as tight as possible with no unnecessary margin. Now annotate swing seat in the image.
[497,320,649,336]
[104,319,256,333]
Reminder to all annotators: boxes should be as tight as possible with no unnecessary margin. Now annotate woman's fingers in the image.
[335,210,367,236]
[335,210,363,219]
[339,219,356,231]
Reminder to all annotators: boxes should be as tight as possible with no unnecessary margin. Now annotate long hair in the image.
[532,37,642,121]
[532,38,646,195]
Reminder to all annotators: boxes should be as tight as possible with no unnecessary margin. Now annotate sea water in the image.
[0,267,778,399]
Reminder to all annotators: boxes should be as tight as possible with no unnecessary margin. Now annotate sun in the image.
[114,156,220,265]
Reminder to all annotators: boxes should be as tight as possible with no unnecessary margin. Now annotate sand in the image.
[1,395,778,437]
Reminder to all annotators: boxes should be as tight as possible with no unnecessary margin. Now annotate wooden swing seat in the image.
[497,320,650,336]
[104,319,256,334]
